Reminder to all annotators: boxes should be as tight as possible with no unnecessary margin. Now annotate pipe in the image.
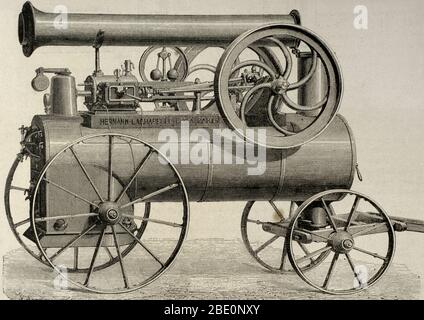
[19,1,301,57]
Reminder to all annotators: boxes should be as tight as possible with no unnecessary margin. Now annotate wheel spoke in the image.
[119,222,164,267]
[70,147,104,202]
[268,201,285,220]
[43,178,99,208]
[288,50,318,90]
[10,185,27,192]
[104,247,114,261]
[49,223,98,261]
[268,37,292,79]
[267,96,297,136]
[74,247,79,270]
[321,199,338,231]
[345,253,363,287]
[111,225,130,289]
[121,214,182,228]
[279,243,289,271]
[295,246,332,265]
[254,235,280,255]
[289,202,297,218]
[240,82,272,123]
[282,90,327,112]
[115,149,154,203]
[345,196,361,231]
[120,183,179,209]
[323,253,339,289]
[352,246,388,261]
[246,219,267,225]
[297,242,311,256]
[35,213,97,222]
[84,226,106,286]
[108,136,113,201]
[14,218,30,228]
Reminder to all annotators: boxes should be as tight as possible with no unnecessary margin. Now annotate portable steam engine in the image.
[5,1,424,294]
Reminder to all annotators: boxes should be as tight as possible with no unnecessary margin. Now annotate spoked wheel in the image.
[5,149,152,273]
[30,133,189,293]
[286,190,395,295]
[241,201,330,273]
[215,23,343,149]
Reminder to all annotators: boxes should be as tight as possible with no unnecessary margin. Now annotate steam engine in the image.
[7,1,421,295]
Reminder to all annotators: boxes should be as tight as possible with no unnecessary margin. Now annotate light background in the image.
[0,0,423,299]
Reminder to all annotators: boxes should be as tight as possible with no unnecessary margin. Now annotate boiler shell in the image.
[31,113,356,204]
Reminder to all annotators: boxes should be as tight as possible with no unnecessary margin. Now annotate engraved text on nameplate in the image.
[84,114,223,128]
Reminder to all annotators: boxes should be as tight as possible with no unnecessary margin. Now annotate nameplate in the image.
[83,113,223,129]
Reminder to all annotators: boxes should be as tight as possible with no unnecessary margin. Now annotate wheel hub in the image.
[98,201,121,225]
[271,77,290,95]
[329,231,354,254]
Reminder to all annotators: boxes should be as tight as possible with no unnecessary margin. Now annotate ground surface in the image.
[3,239,421,300]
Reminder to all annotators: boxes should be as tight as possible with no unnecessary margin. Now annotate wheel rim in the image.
[30,133,189,293]
[215,23,343,149]
[286,189,395,295]
[241,201,330,273]
[5,153,46,263]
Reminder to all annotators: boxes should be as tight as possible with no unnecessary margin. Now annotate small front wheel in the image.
[286,189,395,295]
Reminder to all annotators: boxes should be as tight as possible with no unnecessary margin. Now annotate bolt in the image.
[107,209,118,220]
[342,239,354,249]
[53,219,68,231]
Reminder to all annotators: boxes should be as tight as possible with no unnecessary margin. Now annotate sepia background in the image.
[0,0,423,299]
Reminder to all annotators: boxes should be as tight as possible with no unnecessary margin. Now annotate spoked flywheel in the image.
[215,23,343,149]
[241,200,330,273]
[30,133,189,293]
[285,190,395,294]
